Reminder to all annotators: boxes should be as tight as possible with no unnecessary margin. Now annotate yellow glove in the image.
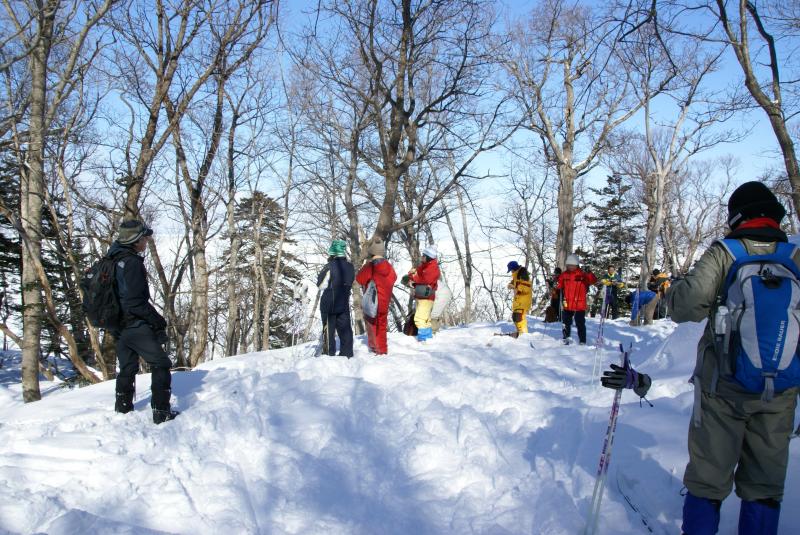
[602,280,611,286]
[616,282,625,288]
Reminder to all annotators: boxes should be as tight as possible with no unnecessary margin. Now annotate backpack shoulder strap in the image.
[717,238,746,262]
[774,241,799,262]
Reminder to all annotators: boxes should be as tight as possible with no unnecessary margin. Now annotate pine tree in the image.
[586,175,644,283]
[0,152,90,368]
[218,192,302,350]
[0,156,22,351]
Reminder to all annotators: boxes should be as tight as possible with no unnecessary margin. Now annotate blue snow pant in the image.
[321,311,353,357]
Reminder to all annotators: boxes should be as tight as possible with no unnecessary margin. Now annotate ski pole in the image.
[590,289,608,385]
[583,343,631,535]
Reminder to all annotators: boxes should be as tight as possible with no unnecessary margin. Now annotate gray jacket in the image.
[668,226,800,403]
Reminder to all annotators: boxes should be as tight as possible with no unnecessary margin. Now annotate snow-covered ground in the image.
[1,317,798,534]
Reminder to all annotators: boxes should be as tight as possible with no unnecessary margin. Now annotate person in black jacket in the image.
[317,240,355,357]
[109,220,179,424]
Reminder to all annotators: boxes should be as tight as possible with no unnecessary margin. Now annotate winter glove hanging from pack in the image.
[601,363,652,398]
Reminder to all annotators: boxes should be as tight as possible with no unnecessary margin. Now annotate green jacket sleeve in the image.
[668,243,728,323]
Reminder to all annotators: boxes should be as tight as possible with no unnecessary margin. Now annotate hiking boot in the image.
[153,409,180,424]
[115,391,134,414]
[561,338,571,345]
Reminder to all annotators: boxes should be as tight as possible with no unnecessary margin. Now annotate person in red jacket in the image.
[408,244,440,342]
[355,241,397,355]
[557,253,597,345]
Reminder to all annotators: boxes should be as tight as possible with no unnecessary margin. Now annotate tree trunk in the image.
[224,203,241,357]
[19,5,56,402]
[640,172,666,289]
[188,228,209,367]
[261,151,294,351]
[555,165,577,268]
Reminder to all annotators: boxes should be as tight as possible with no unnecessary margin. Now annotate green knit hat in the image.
[328,239,347,257]
[117,219,153,245]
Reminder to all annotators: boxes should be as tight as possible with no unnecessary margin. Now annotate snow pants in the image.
[562,310,586,344]
[365,312,388,354]
[684,390,797,503]
[512,307,529,335]
[605,290,620,319]
[634,296,659,325]
[116,322,173,410]
[322,311,353,357]
[414,299,434,329]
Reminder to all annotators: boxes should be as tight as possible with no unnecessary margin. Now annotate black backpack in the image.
[81,253,127,330]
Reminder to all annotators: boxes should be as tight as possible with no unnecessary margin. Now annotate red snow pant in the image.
[365,312,389,354]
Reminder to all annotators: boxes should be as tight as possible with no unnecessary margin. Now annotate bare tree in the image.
[5,0,115,401]
[504,0,674,267]
[443,185,476,324]
[164,0,275,365]
[625,32,738,287]
[662,158,734,274]
[710,0,800,222]
[302,0,513,256]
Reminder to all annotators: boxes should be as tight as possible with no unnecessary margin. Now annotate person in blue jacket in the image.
[317,240,355,357]
[626,289,659,326]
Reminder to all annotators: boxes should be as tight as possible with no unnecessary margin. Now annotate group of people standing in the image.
[294,181,800,535]
[316,240,442,357]
[510,254,634,344]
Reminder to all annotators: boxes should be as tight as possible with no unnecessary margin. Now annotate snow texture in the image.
[1,317,798,534]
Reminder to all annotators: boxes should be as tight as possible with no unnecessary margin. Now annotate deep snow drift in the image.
[1,317,798,534]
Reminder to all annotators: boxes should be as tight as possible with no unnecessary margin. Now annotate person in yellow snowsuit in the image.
[507,261,532,337]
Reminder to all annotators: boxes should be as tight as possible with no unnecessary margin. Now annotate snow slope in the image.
[1,318,798,534]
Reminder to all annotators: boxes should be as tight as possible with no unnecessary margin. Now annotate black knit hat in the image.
[727,181,786,228]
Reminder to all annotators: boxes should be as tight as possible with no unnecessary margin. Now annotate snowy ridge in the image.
[1,318,798,534]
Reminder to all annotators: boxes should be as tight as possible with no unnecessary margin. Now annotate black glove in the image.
[156,329,169,347]
[601,363,652,398]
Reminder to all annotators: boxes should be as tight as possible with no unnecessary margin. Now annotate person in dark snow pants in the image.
[110,220,179,424]
[317,240,355,358]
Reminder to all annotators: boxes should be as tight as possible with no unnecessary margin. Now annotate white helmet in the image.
[565,253,580,266]
[422,244,438,259]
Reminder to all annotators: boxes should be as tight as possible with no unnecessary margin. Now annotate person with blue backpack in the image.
[668,181,799,535]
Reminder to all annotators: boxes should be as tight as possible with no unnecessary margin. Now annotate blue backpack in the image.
[714,239,800,400]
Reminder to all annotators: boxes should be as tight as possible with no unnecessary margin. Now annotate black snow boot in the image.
[153,408,180,424]
[115,391,134,414]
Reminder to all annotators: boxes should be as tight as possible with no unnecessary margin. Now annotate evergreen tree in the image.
[586,175,644,283]
[0,152,90,367]
[219,192,302,350]
[0,156,22,351]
